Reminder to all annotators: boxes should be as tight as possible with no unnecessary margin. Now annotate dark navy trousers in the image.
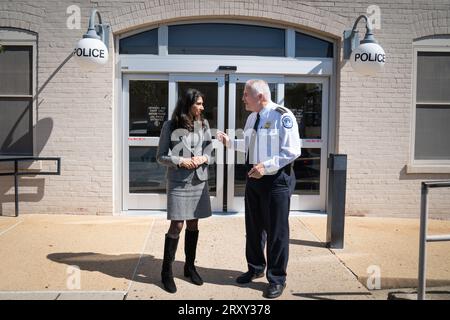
[244,167,295,285]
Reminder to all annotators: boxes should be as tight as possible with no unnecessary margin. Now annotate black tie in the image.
[246,113,260,167]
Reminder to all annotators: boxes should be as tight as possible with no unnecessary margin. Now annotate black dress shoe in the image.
[264,283,286,299]
[236,270,264,284]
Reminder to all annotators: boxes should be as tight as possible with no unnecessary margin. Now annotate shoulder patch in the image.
[275,106,288,115]
[281,115,294,129]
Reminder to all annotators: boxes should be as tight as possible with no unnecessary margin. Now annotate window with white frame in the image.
[0,29,36,156]
[168,23,285,56]
[119,28,158,54]
[119,23,334,58]
[413,38,450,162]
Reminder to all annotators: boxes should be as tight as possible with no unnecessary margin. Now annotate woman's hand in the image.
[191,156,207,167]
[179,158,197,170]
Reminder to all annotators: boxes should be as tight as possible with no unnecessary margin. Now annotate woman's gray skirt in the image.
[166,177,212,220]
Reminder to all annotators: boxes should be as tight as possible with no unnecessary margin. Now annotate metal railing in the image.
[0,157,61,217]
[418,180,450,300]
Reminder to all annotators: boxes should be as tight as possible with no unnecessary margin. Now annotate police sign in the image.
[73,37,108,69]
[350,42,385,76]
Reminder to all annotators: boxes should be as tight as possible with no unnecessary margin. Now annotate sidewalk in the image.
[0,214,449,300]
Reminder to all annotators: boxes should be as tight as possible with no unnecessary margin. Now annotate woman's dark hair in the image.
[171,88,205,131]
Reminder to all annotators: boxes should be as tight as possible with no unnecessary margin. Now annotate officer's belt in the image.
[279,163,294,175]
[246,163,293,175]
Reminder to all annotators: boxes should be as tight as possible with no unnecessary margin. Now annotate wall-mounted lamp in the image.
[73,9,110,69]
[344,15,385,76]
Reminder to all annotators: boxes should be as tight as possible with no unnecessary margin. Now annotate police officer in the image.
[217,79,301,298]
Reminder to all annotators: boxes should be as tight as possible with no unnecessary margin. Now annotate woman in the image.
[156,88,212,293]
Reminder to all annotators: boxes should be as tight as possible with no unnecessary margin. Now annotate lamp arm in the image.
[88,9,102,29]
[351,14,376,44]
[343,14,377,59]
[83,9,110,48]
[351,14,373,35]
[85,9,102,37]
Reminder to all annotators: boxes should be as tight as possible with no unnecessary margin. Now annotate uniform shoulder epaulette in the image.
[274,106,288,115]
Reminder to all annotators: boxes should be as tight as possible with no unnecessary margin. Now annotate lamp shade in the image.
[350,42,385,76]
[73,38,108,69]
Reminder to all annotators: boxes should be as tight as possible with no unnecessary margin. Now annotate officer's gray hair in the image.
[246,79,271,102]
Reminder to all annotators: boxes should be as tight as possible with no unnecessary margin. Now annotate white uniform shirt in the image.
[232,101,302,175]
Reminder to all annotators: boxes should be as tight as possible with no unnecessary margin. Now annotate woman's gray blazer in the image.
[156,120,213,182]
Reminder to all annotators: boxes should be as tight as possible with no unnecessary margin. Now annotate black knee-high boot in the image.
[184,229,203,285]
[161,234,179,293]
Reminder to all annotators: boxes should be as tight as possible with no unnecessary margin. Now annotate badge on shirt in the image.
[282,115,293,129]
[263,121,271,129]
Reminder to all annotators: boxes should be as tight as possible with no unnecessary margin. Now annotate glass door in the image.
[227,75,283,212]
[123,74,171,210]
[227,75,328,212]
[123,74,225,212]
[169,74,225,211]
[283,76,329,211]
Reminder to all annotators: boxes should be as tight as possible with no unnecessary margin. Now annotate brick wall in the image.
[0,0,449,218]
[0,0,114,215]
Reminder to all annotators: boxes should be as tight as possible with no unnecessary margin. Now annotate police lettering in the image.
[74,47,105,59]
[354,52,385,63]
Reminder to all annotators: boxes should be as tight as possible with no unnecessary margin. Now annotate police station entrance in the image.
[118,22,334,214]
[122,73,329,213]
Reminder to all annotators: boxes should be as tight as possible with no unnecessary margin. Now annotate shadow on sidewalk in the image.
[289,239,326,248]
[47,252,267,292]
